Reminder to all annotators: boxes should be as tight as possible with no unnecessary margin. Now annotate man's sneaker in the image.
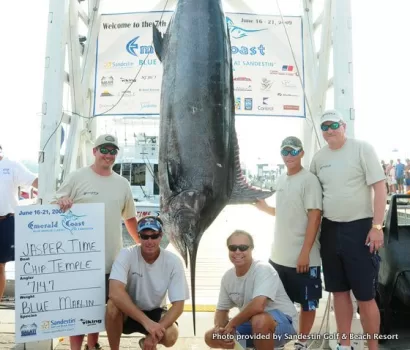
[294,342,307,350]
[84,343,103,350]
[139,338,145,349]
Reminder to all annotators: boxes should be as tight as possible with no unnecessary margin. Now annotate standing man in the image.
[105,216,189,350]
[0,144,38,302]
[255,136,323,350]
[54,134,139,350]
[310,110,386,350]
[395,159,405,194]
[405,159,410,193]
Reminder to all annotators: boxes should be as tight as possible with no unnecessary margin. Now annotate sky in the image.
[1,0,409,169]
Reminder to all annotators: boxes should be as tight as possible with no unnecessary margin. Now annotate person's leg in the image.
[320,219,352,348]
[0,216,15,301]
[342,221,381,350]
[69,335,86,350]
[204,327,235,349]
[105,300,124,350]
[270,309,297,348]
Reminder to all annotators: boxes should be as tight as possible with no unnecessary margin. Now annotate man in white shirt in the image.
[106,216,190,350]
[0,144,38,302]
[54,134,139,350]
[204,230,298,350]
[255,136,323,350]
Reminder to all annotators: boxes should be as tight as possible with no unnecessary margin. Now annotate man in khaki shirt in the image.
[53,134,139,350]
[255,136,322,350]
[310,110,386,350]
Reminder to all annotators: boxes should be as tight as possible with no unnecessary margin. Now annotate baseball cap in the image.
[280,136,303,151]
[94,134,119,149]
[138,217,162,233]
[320,109,345,124]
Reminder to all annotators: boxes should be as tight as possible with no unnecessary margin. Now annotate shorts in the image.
[236,309,296,348]
[405,178,410,186]
[0,215,15,264]
[123,307,176,335]
[320,217,380,301]
[397,177,404,185]
[269,261,322,311]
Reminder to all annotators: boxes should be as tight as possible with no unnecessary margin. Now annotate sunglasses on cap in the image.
[281,149,302,157]
[321,122,342,132]
[228,244,251,252]
[99,147,118,155]
[139,232,162,240]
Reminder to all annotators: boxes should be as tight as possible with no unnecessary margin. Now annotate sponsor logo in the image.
[140,102,157,110]
[20,323,37,337]
[79,318,103,327]
[120,77,137,84]
[269,70,299,77]
[139,88,160,93]
[282,80,297,88]
[117,91,136,97]
[226,17,267,39]
[100,90,113,97]
[260,78,273,91]
[258,97,274,111]
[284,105,300,111]
[126,36,154,57]
[282,65,294,72]
[103,61,135,69]
[234,77,252,82]
[141,75,156,80]
[235,97,241,110]
[40,318,76,333]
[101,76,114,87]
[244,98,253,110]
[277,93,298,98]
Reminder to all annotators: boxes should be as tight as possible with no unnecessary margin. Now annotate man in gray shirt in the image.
[204,230,298,350]
[310,110,386,350]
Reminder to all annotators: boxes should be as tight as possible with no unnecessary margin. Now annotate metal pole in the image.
[38,0,69,204]
[332,0,355,138]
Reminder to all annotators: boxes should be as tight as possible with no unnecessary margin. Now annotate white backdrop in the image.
[93,11,305,118]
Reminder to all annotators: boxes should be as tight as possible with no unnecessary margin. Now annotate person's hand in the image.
[144,320,165,342]
[212,325,235,349]
[142,334,159,350]
[296,250,310,273]
[254,199,269,212]
[365,228,384,253]
[57,197,73,212]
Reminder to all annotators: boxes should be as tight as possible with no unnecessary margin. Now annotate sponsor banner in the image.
[94,12,304,118]
[15,204,105,343]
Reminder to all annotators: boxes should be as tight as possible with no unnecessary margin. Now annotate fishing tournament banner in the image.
[94,11,305,118]
[14,204,105,343]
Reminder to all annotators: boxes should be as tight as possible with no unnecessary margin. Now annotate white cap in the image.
[320,109,345,124]
[94,134,119,149]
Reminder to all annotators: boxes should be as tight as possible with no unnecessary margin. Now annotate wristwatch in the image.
[372,224,383,231]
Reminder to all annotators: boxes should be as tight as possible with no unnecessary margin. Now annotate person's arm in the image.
[122,187,140,244]
[254,199,275,216]
[124,217,140,244]
[372,180,387,226]
[158,300,184,329]
[226,296,267,329]
[214,310,230,327]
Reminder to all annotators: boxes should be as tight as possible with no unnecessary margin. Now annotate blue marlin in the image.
[153,0,273,334]
[226,17,267,39]
[60,210,85,234]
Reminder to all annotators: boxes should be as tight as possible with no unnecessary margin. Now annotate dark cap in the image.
[280,136,303,151]
[137,217,162,233]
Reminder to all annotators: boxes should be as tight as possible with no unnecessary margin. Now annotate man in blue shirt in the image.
[395,159,405,194]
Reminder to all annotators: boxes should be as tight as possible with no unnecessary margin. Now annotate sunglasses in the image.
[139,232,161,240]
[281,149,301,157]
[321,122,341,132]
[99,147,118,155]
[228,244,250,252]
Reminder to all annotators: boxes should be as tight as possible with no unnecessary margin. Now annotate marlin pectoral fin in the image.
[228,128,274,204]
[153,24,164,62]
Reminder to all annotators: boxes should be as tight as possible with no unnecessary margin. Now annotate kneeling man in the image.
[205,230,298,350]
[105,216,190,350]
